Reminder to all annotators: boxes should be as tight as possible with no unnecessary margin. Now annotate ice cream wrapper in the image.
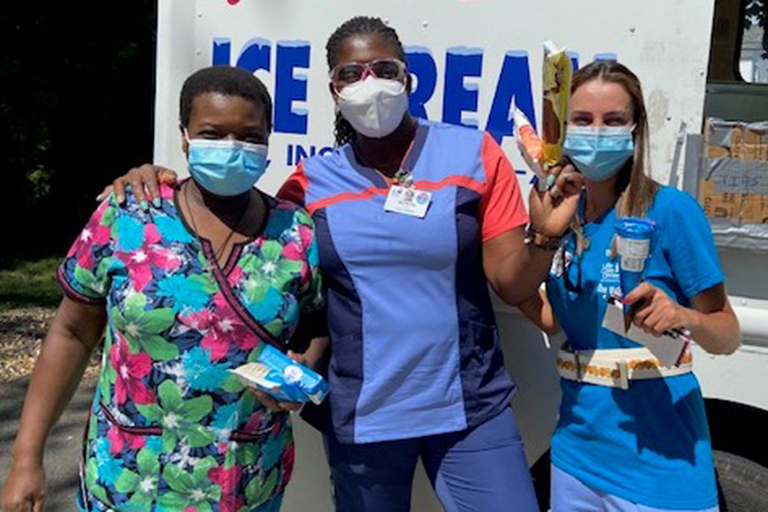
[230,344,330,405]
[615,217,658,297]
[513,106,546,186]
[542,41,573,169]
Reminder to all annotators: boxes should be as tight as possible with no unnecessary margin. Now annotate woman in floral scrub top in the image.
[2,66,325,512]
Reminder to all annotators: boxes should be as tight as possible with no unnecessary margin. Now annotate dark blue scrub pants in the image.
[324,407,539,512]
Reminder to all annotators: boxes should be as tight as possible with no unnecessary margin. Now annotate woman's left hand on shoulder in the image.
[624,282,691,337]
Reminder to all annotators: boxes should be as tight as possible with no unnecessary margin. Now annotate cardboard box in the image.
[700,119,768,224]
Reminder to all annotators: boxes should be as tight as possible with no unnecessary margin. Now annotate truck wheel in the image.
[715,450,768,511]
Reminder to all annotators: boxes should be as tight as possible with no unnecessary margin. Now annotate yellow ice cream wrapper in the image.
[542,41,572,168]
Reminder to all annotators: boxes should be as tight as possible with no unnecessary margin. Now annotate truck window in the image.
[704,0,768,121]
[739,0,768,83]
[708,0,767,83]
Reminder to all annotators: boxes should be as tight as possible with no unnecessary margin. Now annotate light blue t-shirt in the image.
[547,187,724,510]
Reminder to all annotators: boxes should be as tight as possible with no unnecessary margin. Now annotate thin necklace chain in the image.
[353,143,414,187]
[183,181,250,269]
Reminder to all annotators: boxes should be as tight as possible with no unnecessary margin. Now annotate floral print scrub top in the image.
[58,182,325,512]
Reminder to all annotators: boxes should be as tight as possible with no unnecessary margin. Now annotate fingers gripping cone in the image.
[614,218,658,333]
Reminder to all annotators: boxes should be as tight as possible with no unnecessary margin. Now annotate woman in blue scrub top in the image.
[519,61,741,511]
[100,16,582,512]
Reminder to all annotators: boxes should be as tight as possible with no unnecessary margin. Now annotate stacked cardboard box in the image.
[700,119,768,224]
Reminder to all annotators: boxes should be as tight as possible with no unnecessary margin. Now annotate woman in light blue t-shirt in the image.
[520,61,741,511]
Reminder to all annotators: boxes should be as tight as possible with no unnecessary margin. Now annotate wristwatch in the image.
[525,226,563,251]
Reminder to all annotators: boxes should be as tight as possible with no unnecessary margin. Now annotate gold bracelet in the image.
[525,227,562,251]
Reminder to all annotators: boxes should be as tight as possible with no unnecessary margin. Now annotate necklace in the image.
[353,141,415,188]
[183,181,251,269]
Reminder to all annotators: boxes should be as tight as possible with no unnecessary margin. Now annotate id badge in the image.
[384,185,432,218]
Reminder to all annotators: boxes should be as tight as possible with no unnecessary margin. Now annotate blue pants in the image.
[550,465,719,512]
[325,408,539,512]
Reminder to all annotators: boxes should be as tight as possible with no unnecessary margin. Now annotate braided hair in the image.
[325,16,407,147]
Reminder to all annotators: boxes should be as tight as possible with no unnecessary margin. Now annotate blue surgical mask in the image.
[563,125,635,182]
[186,132,268,196]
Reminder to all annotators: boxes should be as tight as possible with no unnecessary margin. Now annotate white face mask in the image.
[336,77,409,139]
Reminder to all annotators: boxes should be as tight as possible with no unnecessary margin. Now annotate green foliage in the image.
[0,0,156,259]
[0,257,61,310]
[26,167,54,205]
[745,0,766,29]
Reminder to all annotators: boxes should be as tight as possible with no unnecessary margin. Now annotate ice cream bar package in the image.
[542,41,573,169]
[615,218,658,329]
[513,106,546,188]
[230,345,330,405]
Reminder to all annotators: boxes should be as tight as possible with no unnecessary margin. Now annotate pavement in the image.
[0,376,96,512]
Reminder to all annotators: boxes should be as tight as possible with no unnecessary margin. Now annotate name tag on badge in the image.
[384,185,432,218]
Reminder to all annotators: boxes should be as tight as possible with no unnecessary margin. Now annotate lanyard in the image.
[570,193,590,257]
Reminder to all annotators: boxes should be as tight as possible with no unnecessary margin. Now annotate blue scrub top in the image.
[279,119,530,444]
[547,186,724,509]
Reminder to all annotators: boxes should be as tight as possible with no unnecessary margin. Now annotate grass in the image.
[0,257,62,311]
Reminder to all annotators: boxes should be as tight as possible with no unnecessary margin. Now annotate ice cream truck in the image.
[152,0,768,509]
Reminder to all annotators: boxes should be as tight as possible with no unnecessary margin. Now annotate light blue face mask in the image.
[563,125,635,182]
[186,132,269,196]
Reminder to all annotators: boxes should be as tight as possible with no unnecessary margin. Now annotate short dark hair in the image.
[179,65,272,132]
[326,17,407,146]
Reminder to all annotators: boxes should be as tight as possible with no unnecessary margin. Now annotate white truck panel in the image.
[153,2,768,510]
[154,0,716,193]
